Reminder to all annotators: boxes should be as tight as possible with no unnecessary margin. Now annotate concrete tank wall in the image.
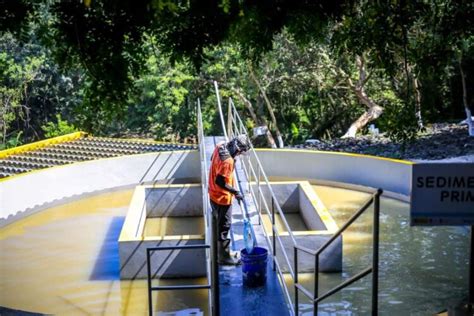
[0,150,200,227]
[255,149,413,197]
[119,184,206,279]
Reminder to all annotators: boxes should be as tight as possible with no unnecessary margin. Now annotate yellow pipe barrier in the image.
[0,131,88,159]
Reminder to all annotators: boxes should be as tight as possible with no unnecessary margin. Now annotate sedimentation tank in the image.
[0,133,468,315]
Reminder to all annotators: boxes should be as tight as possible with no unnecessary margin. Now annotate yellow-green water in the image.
[0,185,469,315]
[262,213,309,233]
[143,217,205,237]
[284,185,469,315]
[0,190,208,315]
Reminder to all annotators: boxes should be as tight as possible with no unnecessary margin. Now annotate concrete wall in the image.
[119,184,207,279]
[0,150,200,227]
[259,181,342,272]
[276,235,342,273]
[299,183,326,231]
[255,149,413,197]
[250,182,300,213]
[119,239,207,279]
[145,185,203,217]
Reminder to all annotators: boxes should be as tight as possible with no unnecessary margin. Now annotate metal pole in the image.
[214,81,228,141]
[257,164,261,225]
[469,225,474,308]
[313,254,319,315]
[314,256,319,316]
[247,154,251,194]
[227,98,233,138]
[212,211,220,316]
[272,197,276,271]
[372,190,381,316]
[147,249,153,316]
[294,247,299,316]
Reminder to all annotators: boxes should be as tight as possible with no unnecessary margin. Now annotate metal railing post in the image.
[214,81,228,141]
[257,163,261,225]
[197,98,219,316]
[147,245,212,312]
[212,211,220,316]
[147,249,153,316]
[291,189,382,316]
[247,154,251,194]
[272,197,276,271]
[372,189,382,316]
[294,247,299,316]
[314,255,319,316]
[227,98,233,138]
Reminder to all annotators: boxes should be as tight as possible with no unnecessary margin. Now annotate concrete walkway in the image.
[204,136,289,316]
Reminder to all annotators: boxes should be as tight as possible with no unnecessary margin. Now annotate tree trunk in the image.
[231,87,277,148]
[342,55,384,138]
[342,105,384,138]
[459,57,474,137]
[1,97,10,147]
[248,65,284,148]
[413,73,424,129]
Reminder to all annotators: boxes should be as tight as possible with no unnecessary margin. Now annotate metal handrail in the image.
[227,98,296,278]
[229,99,296,243]
[294,189,383,315]
[220,92,297,314]
[197,99,219,316]
[215,83,383,316]
[146,99,218,316]
[146,244,211,316]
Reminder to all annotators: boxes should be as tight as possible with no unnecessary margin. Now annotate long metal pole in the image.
[147,250,153,316]
[212,212,220,316]
[214,81,228,141]
[227,98,233,138]
[372,190,381,316]
[294,247,299,316]
[470,225,474,308]
[272,197,276,272]
[314,256,319,315]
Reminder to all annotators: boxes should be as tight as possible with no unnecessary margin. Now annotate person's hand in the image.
[235,191,244,202]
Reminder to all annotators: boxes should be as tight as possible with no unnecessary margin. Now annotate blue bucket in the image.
[241,247,268,287]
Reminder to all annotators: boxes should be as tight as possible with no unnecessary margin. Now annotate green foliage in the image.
[41,114,77,138]
[378,91,418,144]
[0,30,83,147]
[1,0,473,148]
[0,132,23,150]
[128,42,196,141]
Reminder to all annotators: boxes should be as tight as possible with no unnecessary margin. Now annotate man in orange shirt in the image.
[209,135,250,265]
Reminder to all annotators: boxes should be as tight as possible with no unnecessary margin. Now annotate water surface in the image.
[286,185,469,315]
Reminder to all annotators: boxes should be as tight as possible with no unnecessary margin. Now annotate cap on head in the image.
[228,134,251,157]
[234,134,250,152]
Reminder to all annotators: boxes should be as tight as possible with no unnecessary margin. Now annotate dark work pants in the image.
[210,200,232,242]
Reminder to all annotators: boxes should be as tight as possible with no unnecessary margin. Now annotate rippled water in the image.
[287,186,469,315]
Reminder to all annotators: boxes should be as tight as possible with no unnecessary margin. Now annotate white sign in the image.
[253,126,268,137]
[411,163,474,225]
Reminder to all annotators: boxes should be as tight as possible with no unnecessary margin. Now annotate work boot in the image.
[218,240,241,265]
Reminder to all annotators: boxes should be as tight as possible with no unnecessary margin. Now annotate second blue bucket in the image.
[241,247,268,287]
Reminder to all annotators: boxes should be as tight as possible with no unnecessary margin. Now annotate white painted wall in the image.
[254,149,413,197]
[1,148,413,227]
[0,151,200,226]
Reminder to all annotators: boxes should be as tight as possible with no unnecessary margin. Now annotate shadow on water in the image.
[90,216,126,281]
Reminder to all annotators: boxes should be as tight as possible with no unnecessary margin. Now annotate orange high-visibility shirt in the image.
[208,142,235,205]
